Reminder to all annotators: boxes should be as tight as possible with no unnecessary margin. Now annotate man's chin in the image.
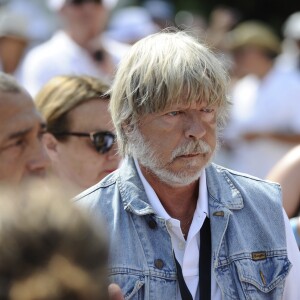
[151,166,202,187]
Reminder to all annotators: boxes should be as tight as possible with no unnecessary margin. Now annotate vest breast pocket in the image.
[235,254,291,299]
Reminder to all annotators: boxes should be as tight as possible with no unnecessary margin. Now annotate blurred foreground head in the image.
[0,180,109,300]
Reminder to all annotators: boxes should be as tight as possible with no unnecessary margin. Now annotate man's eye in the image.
[0,139,26,154]
[201,108,214,113]
[167,111,180,117]
[13,139,26,148]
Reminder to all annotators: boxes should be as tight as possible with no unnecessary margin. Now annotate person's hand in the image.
[108,283,124,300]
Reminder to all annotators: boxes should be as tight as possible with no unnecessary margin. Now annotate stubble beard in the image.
[128,127,216,187]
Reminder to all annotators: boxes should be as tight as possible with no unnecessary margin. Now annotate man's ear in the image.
[42,133,59,160]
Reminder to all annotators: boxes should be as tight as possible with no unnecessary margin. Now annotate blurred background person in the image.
[0,0,57,77]
[35,75,120,195]
[18,0,120,97]
[0,9,29,75]
[205,6,241,57]
[215,21,300,178]
[267,145,300,248]
[105,6,159,45]
[201,5,242,74]
[276,11,300,72]
[0,72,49,184]
[0,180,123,300]
[267,145,300,218]
[143,0,175,30]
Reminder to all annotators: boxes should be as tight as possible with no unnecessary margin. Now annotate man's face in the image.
[51,99,120,190]
[62,0,107,41]
[0,91,50,184]
[232,46,262,77]
[130,101,218,186]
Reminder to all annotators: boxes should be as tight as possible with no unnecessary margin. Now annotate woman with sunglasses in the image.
[35,75,121,195]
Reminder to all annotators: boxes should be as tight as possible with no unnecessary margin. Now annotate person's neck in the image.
[139,165,199,225]
[64,29,91,50]
[255,59,274,79]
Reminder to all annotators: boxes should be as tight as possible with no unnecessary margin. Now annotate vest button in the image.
[154,259,164,269]
[148,219,157,229]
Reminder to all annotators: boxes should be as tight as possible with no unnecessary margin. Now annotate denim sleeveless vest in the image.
[75,158,291,300]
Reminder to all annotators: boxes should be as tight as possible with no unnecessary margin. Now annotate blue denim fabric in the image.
[75,157,291,300]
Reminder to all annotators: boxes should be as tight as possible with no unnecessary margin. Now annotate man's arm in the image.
[282,210,300,299]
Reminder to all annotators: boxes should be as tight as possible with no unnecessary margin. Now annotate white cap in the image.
[0,10,29,39]
[283,12,300,40]
[47,0,118,11]
[47,0,65,10]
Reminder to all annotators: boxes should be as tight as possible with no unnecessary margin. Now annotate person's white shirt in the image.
[17,30,111,97]
[219,67,300,178]
[134,159,300,299]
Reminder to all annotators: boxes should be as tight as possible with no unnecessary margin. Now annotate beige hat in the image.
[227,21,281,54]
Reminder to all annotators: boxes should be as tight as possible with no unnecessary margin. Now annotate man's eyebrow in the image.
[7,122,47,140]
[7,128,32,140]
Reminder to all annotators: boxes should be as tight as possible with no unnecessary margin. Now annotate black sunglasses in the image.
[54,131,115,154]
[67,0,102,5]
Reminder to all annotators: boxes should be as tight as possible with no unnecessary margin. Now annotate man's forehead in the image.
[0,92,45,141]
[162,100,211,111]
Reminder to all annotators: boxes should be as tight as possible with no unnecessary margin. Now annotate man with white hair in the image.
[18,0,120,96]
[75,31,300,299]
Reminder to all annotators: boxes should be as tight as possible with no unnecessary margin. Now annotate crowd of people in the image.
[0,0,300,299]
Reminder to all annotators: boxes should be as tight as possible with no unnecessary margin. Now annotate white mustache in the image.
[171,140,212,159]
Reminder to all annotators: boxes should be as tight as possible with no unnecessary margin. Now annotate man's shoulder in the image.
[74,171,118,204]
[208,163,282,200]
[208,164,284,224]
[210,163,280,185]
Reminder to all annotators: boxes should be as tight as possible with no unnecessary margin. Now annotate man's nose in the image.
[27,140,51,177]
[184,113,207,140]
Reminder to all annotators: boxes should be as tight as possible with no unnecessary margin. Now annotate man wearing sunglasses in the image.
[17,0,120,96]
[75,31,300,299]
